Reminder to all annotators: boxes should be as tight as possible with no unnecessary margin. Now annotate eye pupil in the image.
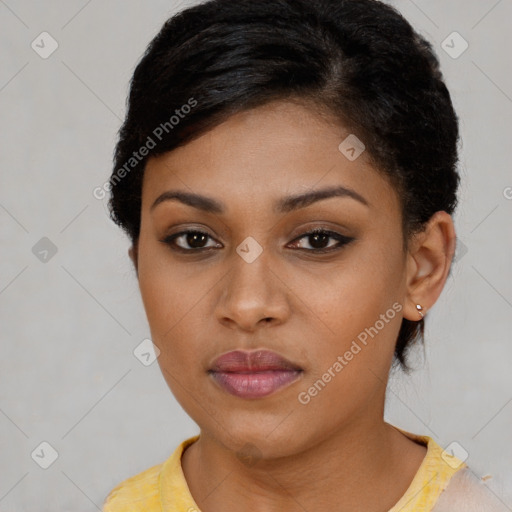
[310,233,329,249]
[187,232,208,248]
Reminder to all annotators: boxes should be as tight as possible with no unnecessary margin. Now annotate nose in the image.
[215,248,290,332]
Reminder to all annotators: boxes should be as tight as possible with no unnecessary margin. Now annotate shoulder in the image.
[432,468,510,512]
[389,427,509,512]
[101,435,200,512]
[102,461,163,511]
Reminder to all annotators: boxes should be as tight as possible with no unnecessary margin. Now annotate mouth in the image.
[208,349,304,399]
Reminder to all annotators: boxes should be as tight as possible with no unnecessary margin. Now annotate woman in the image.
[102,0,506,510]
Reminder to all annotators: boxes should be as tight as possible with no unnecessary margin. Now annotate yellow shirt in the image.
[102,430,467,511]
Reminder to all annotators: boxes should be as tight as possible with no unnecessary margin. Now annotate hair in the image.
[108,0,460,370]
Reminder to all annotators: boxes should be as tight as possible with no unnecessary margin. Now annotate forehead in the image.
[141,100,399,217]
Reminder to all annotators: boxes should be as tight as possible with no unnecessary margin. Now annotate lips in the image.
[209,349,303,373]
[208,349,303,399]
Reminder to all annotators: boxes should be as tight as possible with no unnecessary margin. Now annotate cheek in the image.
[137,226,196,327]
[293,244,404,346]
[136,240,221,389]
[138,267,202,349]
[290,239,406,400]
[137,263,209,405]
[292,295,403,429]
[136,241,188,350]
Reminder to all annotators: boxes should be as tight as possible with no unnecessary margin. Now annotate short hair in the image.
[108,0,460,370]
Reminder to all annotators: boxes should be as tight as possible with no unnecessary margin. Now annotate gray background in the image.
[1,0,511,510]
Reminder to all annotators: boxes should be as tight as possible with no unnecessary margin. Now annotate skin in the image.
[129,100,456,512]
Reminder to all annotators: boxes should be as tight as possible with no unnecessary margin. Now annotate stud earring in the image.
[416,304,424,319]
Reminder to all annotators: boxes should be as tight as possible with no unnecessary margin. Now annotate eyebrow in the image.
[150,185,369,215]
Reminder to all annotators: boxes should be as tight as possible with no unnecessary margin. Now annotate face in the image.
[135,100,411,459]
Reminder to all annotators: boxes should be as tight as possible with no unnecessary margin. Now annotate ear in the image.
[128,242,138,275]
[403,211,456,321]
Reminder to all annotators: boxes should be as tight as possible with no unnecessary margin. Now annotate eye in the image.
[288,228,355,253]
[161,230,220,252]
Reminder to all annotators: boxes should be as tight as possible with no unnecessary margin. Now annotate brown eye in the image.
[161,230,220,251]
[289,229,355,253]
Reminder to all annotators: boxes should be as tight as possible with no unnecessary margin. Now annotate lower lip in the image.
[209,370,303,399]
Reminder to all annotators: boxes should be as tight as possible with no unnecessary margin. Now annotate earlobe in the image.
[403,211,456,321]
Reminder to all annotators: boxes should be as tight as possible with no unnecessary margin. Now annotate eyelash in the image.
[160,228,354,254]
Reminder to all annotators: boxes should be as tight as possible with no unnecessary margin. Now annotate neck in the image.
[181,416,427,512]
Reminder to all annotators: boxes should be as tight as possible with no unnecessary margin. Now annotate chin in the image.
[204,413,311,462]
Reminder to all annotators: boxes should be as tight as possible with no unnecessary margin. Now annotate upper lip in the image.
[209,349,303,373]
